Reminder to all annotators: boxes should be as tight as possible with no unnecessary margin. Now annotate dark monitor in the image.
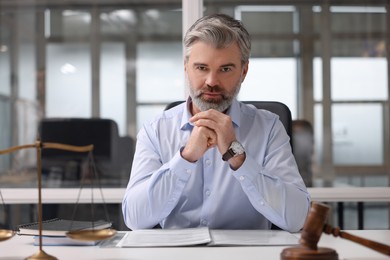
[39,118,117,161]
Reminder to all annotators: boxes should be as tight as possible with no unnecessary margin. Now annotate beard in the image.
[186,75,242,113]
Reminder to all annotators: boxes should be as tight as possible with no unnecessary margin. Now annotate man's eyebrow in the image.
[220,63,236,68]
[192,62,208,67]
[192,62,237,68]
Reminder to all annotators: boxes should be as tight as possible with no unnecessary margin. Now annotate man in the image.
[122,14,310,232]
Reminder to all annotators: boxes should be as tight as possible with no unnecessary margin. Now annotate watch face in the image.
[231,141,244,155]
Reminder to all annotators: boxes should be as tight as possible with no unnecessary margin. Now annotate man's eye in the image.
[221,67,232,72]
[196,66,207,71]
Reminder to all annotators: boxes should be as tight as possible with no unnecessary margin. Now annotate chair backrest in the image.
[165,101,293,148]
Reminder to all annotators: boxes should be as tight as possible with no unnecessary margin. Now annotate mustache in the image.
[196,85,225,96]
[205,85,223,92]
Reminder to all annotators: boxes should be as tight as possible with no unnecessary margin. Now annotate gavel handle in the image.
[323,224,390,256]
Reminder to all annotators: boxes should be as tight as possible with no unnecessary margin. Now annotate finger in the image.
[190,109,223,122]
[207,129,217,147]
[193,118,218,130]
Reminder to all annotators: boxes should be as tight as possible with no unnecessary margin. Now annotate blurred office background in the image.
[0,0,389,230]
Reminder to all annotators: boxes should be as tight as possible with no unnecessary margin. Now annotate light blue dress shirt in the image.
[122,99,310,232]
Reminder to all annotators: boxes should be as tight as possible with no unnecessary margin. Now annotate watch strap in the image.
[222,141,244,161]
[222,148,235,161]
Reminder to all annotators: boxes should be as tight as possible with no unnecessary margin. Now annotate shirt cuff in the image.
[168,147,198,182]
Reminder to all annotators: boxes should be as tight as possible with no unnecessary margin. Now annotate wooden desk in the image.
[0,230,389,260]
[2,187,390,204]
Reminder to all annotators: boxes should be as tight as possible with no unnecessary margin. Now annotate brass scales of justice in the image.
[0,140,116,260]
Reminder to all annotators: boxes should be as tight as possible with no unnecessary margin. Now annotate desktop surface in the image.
[1,230,389,260]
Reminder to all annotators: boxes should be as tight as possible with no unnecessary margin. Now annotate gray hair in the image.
[184,14,251,65]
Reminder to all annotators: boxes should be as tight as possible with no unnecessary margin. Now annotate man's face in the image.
[185,41,248,114]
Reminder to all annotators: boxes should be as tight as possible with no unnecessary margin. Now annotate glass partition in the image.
[46,43,92,117]
[101,42,126,136]
[332,103,383,165]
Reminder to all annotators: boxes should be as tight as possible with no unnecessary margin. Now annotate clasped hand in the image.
[181,109,236,163]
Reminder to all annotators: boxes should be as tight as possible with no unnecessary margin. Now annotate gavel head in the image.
[281,202,339,260]
[299,202,330,250]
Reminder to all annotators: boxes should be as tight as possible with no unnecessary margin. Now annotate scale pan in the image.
[0,229,15,241]
[66,228,116,241]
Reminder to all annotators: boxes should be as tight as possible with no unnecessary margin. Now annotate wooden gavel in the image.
[281,202,390,260]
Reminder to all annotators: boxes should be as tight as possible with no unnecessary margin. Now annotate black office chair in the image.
[38,118,134,180]
[165,100,293,149]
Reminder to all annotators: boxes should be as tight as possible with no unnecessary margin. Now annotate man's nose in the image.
[205,71,220,87]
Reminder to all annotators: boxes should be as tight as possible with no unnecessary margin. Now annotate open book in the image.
[17,218,112,237]
[116,228,299,247]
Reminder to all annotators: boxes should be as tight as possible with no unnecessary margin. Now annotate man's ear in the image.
[241,61,249,82]
[184,59,188,73]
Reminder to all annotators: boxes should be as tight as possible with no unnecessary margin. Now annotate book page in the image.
[117,227,211,247]
[208,230,299,246]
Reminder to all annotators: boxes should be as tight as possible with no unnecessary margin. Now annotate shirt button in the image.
[205,159,211,166]
[201,220,207,225]
[186,169,192,174]
[239,176,245,181]
[260,201,265,206]
[205,190,211,196]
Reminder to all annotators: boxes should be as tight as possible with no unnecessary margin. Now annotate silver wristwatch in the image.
[222,141,245,161]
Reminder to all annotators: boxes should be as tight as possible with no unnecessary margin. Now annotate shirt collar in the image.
[180,97,241,130]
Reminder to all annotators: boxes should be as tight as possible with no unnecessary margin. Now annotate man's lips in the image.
[202,92,222,98]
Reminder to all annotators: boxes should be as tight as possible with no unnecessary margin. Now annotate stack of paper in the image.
[116,228,299,247]
[18,218,112,246]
